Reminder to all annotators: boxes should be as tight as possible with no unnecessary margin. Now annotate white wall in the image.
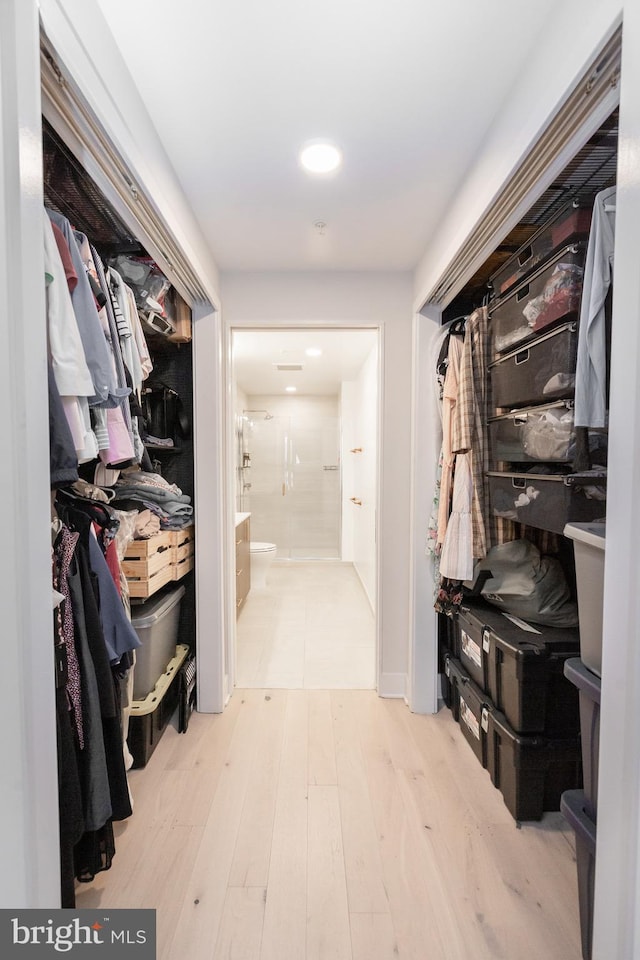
[340,380,356,561]
[413,0,623,310]
[1,0,61,907]
[221,271,413,696]
[350,344,378,608]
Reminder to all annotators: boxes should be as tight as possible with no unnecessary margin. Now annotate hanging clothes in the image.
[451,305,490,560]
[47,209,117,406]
[439,452,474,582]
[574,185,616,428]
[436,333,464,547]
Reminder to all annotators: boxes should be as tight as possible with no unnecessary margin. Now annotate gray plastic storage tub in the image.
[131,584,186,700]
[564,522,606,677]
[564,658,601,821]
[561,789,597,960]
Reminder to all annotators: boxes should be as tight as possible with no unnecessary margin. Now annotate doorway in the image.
[230,327,380,689]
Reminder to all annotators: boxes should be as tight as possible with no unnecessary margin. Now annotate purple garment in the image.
[53,526,84,749]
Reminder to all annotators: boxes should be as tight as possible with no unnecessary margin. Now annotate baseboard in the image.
[378,672,407,698]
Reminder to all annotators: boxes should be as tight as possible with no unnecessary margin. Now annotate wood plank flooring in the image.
[235,561,375,688]
[76,691,582,960]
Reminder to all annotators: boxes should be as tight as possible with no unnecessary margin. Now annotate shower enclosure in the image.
[240,404,341,559]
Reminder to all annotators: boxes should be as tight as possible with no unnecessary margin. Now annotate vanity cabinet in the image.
[235,516,251,617]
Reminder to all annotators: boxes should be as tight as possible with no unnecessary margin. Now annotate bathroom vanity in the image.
[235,513,251,617]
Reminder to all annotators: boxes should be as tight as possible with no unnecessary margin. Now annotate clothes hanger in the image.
[448,315,467,336]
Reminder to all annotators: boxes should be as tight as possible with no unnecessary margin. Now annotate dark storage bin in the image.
[442,651,463,715]
[439,612,459,662]
[488,400,576,463]
[561,789,597,960]
[458,602,580,734]
[178,654,197,733]
[457,605,490,690]
[490,200,592,299]
[489,321,578,410]
[486,708,582,820]
[128,645,188,767]
[488,470,606,535]
[564,658,601,821]
[491,243,586,355]
[447,657,489,767]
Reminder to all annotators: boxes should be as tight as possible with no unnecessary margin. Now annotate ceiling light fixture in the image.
[300,141,342,174]
[285,386,297,393]
[305,347,322,357]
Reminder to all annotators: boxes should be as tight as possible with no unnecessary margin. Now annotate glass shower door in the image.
[286,414,341,558]
[246,413,341,559]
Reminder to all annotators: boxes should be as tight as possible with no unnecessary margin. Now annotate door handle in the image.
[282,482,286,496]
[350,497,362,506]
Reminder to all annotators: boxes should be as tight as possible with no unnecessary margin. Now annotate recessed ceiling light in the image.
[285,386,297,393]
[305,347,322,357]
[299,141,342,174]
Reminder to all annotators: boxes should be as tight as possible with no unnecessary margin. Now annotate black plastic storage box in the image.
[561,789,597,960]
[128,644,188,767]
[564,658,601,821]
[489,321,578,410]
[488,400,577,463]
[438,612,459,667]
[486,708,582,820]
[457,602,580,734]
[487,470,606,535]
[490,243,586,355]
[448,657,489,768]
[442,651,464,715]
[489,200,592,299]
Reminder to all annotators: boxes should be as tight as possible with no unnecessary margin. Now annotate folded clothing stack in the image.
[112,470,193,530]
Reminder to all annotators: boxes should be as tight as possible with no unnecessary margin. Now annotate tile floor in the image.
[235,560,375,689]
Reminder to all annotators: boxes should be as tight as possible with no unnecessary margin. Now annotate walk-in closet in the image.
[5,3,640,960]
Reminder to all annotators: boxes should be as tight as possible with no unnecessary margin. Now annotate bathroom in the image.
[232,328,379,688]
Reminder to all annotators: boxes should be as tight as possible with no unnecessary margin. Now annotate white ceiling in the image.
[233,328,377,396]
[97,0,557,272]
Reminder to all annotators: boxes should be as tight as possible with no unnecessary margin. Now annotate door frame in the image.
[224,321,383,696]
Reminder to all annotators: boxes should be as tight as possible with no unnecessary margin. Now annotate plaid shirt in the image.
[452,307,490,559]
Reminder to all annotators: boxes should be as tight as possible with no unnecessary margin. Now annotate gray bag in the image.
[475,539,578,628]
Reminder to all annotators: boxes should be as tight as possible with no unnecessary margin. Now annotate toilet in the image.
[250,542,277,588]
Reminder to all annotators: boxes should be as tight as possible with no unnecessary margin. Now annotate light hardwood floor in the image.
[76,690,582,960]
[236,561,375,688]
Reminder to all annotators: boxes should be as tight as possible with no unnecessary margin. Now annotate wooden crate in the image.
[127,563,174,598]
[172,554,195,581]
[123,530,174,598]
[124,530,173,559]
[170,526,194,548]
[170,526,195,580]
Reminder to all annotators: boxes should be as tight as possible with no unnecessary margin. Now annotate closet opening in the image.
[228,326,380,691]
[416,103,618,960]
[42,113,209,905]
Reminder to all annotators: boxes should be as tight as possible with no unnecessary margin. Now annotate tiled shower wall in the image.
[243,394,341,558]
